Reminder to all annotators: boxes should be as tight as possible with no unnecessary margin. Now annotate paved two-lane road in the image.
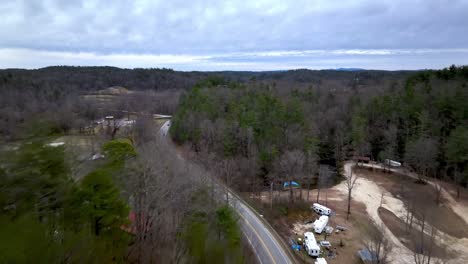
[231,193,292,264]
[159,120,293,264]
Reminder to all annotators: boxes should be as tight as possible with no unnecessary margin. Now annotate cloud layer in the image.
[1,0,467,70]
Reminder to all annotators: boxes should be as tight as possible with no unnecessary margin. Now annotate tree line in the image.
[170,66,468,202]
[0,113,250,263]
[0,139,134,262]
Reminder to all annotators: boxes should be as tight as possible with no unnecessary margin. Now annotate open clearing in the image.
[378,207,451,259]
[350,163,468,264]
[245,187,380,264]
[244,162,468,264]
[355,167,468,239]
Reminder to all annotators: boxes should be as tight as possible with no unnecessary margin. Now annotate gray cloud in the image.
[0,0,467,69]
[1,48,467,70]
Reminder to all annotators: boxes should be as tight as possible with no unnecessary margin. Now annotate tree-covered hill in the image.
[170,66,468,192]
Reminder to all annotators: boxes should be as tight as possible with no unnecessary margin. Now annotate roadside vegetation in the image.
[170,65,468,263]
[1,65,468,263]
[0,139,134,262]
[171,66,468,199]
[0,97,249,263]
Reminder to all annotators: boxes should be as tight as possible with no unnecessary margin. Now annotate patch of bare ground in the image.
[355,167,468,239]
[244,187,379,264]
[440,181,468,206]
[378,207,452,259]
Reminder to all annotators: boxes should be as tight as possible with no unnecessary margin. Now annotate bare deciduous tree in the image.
[346,166,359,219]
[317,165,331,203]
[304,149,318,202]
[404,137,438,183]
[453,168,464,200]
[434,180,444,206]
[362,223,392,264]
[126,136,206,263]
[275,150,305,204]
[412,209,433,264]
[218,158,237,204]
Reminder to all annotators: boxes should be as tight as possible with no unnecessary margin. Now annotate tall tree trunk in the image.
[316,187,321,203]
[299,185,303,200]
[325,190,328,206]
[270,182,274,209]
[347,190,352,220]
[289,182,294,204]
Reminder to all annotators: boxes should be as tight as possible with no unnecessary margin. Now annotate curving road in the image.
[230,192,293,264]
[159,120,293,264]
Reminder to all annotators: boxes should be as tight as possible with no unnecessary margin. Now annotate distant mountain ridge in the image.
[0,66,415,92]
[332,68,366,71]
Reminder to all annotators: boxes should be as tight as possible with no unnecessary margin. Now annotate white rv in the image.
[315,258,327,264]
[313,215,329,234]
[304,232,321,257]
[384,159,401,167]
[312,203,332,216]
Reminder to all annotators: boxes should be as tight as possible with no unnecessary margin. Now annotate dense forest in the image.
[0,139,135,262]
[0,66,409,140]
[170,66,468,196]
[2,65,467,263]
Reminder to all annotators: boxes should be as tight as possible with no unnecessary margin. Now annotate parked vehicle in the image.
[384,159,401,167]
[312,203,332,216]
[313,215,329,234]
[304,232,321,257]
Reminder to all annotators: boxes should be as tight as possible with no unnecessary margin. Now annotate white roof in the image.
[304,232,320,250]
[314,215,329,233]
[47,142,65,147]
[313,203,331,211]
[315,258,327,264]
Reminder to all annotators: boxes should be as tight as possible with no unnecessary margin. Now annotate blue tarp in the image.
[283,181,300,188]
[358,249,377,262]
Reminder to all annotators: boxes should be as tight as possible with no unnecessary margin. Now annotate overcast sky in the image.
[1,0,467,70]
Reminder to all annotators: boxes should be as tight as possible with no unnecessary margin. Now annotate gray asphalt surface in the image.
[230,193,293,264]
[159,120,293,264]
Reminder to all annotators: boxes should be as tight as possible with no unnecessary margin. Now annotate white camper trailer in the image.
[313,215,329,234]
[312,203,332,216]
[304,232,320,257]
[384,159,401,167]
[315,258,327,264]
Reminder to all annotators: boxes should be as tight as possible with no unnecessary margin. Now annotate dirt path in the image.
[339,162,415,264]
[342,162,468,264]
[360,163,468,225]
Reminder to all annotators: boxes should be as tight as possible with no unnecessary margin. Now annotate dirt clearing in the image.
[355,167,468,239]
[378,207,452,259]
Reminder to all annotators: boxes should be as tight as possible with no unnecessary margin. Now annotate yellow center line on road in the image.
[237,210,277,264]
